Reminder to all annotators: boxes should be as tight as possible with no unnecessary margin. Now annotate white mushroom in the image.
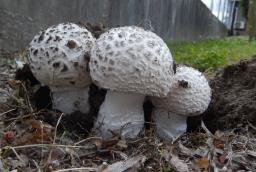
[28,23,95,114]
[150,66,211,140]
[90,26,174,138]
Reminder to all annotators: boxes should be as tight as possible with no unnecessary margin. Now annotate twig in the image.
[4,144,93,150]
[74,136,102,145]
[128,137,153,144]
[60,151,96,164]
[201,120,214,137]
[21,82,33,112]
[53,113,63,144]
[247,121,256,131]
[32,159,42,172]
[53,167,97,172]
[10,147,25,164]
[46,113,64,166]
[171,133,183,144]
[3,109,47,122]
[0,109,16,117]
[3,113,34,122]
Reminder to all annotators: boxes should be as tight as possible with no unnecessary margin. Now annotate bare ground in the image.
[203,57,256,132]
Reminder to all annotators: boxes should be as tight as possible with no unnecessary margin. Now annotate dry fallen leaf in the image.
[15,119,53,145]
[7,79,21,88]
[192,157,209,170]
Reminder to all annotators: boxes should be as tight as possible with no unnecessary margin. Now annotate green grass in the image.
[168,36,256,71]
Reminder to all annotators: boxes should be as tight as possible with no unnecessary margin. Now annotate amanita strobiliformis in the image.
[89,26,175,138]
[28,23,95,114]
[150,66,211,140]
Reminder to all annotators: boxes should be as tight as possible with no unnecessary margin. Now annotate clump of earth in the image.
[203,56,256,132]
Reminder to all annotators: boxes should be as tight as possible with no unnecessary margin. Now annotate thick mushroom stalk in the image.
[153,109,187,141]
[151,66,211,140]
[95,91,144,138]
[51,87,90,114]
[90,26,174,138]
[28,23,95,114]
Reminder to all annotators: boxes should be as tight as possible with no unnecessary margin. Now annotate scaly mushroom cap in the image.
[89,26,174,97]
[151,66,211,116]
[28,23,95,89]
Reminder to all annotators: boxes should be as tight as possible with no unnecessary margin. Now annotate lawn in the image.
[168,36,256,71]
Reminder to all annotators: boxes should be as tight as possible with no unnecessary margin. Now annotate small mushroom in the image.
[90,26,174,138]
[150,66,211,140]
[28,23,96,114]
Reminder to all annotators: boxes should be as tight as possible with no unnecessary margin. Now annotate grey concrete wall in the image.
[0,0,227,51]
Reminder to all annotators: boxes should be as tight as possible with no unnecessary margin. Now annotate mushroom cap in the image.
[28,23,95,89]
[151,66,211,116]
[89,26,174,97]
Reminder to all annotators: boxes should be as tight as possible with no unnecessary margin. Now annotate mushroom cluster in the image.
[89,26,174,138]
[28,23,211,140]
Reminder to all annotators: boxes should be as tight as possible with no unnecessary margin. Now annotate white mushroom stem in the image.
[95,91,145,139]
[153,109,187,141]
[51,87,90,114]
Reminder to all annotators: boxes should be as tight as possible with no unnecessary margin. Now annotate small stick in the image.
[0,109,16,117]
[53,113,64,144]
[74,136,102,145]
[4,144,92,150]
[21,82,33,112]
[10,147,25,164]
[46,113,63,166]
[53,167,97,172]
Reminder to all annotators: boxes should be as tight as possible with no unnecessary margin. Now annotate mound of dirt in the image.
[203,57,256,132]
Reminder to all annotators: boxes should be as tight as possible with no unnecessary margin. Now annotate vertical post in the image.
[254,0,256,39]
[248,0,256,41]
[229,0,237,35]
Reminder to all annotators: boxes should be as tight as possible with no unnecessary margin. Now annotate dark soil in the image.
[77,21,106,39]
[203,57,256,132]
